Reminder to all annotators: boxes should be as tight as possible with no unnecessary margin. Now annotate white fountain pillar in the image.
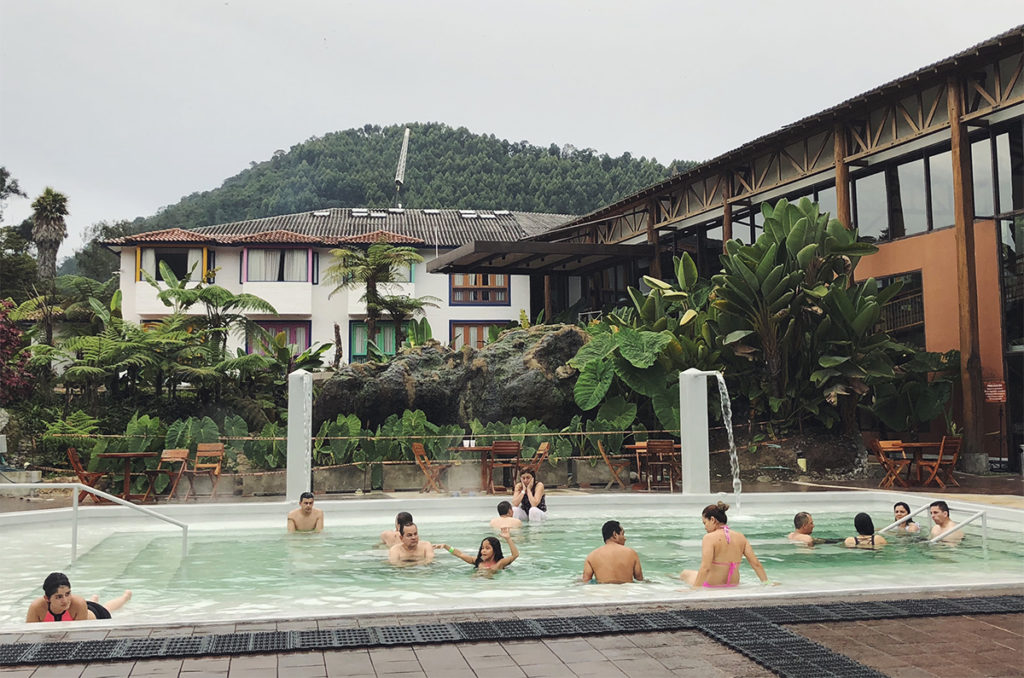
[679,368,716,495]
[286,369,313,502]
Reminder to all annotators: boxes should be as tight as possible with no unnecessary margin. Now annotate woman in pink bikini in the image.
[437,532,519,572]
[680,502,769,588]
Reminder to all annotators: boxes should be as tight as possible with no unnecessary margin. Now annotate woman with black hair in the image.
[26,572,131,623]
[681,501,769,588]
[893,502,921,533]
[845,513,888,549]
[438,533,519,571]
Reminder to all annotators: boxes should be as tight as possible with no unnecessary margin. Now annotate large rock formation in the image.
[313,324,587,430]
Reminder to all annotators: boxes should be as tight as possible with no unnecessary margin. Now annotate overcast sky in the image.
[1,1,1022,259]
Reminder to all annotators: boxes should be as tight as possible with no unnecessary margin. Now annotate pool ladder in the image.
[878,501,987,545]
[3,482,189,562]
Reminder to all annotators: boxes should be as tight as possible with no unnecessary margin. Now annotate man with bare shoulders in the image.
[287,492,323,533]
[489,501,522,532]
[788,512,815,545]
[929,500,964,543]
[582,520,643,584]
[381,511,413,547]
[388,523,436,565]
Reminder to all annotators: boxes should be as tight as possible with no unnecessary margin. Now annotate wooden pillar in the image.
[543,275,552,324]
[834,124,852,228]
[722,175,733,251]
[947,75,984,458]
[646,198,662,279]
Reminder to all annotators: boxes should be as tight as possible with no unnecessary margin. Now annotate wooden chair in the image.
[411,442,451,493]
[917,436,962,488]
[519,442,550,476]
[142,449,190,503]
[597,441,631,490]
[644,439,679,491]
[488,440,522,493]
[871,440,912,488]
[183,442,224,500]
[66,447,109,503]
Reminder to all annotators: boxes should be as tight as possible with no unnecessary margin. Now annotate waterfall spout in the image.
[678,368,742,506]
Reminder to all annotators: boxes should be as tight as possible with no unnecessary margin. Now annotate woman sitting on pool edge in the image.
[893,502,920,533]
[26,572,132,622]
[512,470,546,522]
[437,532,519,572]
[844,513,888,549]
[681,502,769,588]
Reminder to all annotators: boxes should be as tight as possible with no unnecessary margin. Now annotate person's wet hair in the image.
[930,500,950,515]
[43,572,70,598]
[396,512,413,527]
[399,522,417,536]
[854,512,875,536]
[894,502,915,523]
[702,501,730,524]
[475,536,504,567]
[496,501,512,516]
[794,512,811,529]
[299,491,314,501]
[602,520,622,542]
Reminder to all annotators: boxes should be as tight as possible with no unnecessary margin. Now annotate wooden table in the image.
[624,442,681,491]
[97,452,157,501]
[447,446,494,493]
[899,442,942,485]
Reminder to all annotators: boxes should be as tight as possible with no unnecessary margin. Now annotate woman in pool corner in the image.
[681,502,769,588]
[511,470,547,522]
[26,572,132,622]
[845,513,888,549]
[893,501,921,533]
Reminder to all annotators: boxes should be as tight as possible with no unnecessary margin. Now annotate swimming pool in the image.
[2,492,1021,629]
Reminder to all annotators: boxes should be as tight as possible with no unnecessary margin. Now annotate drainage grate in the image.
[294,630,337,649]
[163,636,205,657]
[251,631,291,653]
[207,634,253,655]
[0,644,29,664]
[456,620,499,640]
[334,628,376,648]
[116,638,167,659]
[491,619,543,639]
[71,639,124,661]
[25,641,79,663]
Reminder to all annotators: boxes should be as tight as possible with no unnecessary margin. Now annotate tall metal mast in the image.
[393,127,410,208]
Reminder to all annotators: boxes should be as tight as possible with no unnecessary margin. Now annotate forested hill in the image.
[138,122,694,232]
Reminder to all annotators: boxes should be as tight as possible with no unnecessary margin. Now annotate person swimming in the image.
[844,512,888,549]
[680,502,769,588]
[26,572,132,623]
[438,533,519,572]
[893,502,920,533]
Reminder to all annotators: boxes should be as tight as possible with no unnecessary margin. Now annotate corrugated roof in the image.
[104,209,575,248]
[336,229,425,244]
[544,24,1024,236]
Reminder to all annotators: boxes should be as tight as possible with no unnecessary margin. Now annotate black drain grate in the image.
[1,593,1020,676]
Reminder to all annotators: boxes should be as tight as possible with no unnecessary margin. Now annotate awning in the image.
[426,241,654,276]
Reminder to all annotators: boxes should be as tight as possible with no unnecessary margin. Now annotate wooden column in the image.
[543,275,552,323]
[646,198,662,279]
[722,176,733,251]
[947,75,984,458]
[834,124,852,228]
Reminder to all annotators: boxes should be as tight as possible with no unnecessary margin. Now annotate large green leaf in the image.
[596,396,637,431]
[568,332,615,369]
[574,359,614,410]
[614,327,671,369]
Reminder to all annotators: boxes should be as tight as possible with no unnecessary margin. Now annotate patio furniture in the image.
[644,439,679,491]
[597,441,631,491]
[66,447,109,503]
[488,440,522,493]
[184,442,225,500]
[871,439,912,488]
[96,451,160,501]
[916,436,962,488]
[519,442,550,476]
[412,442,451,493]
[142,449,190,503]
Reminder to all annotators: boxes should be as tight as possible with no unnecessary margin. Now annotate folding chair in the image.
[142,449,190,503]
[489,440,522,493]
[66,447,109,503]
[644,439,679,491]
[184,442,225,500]
[519,442,550,476]
[917,436,962,488]
[412,442,451,493]
[872,439,912,488]
[597,441,631,490]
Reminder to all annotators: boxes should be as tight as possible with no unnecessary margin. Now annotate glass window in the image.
[854,171,887,242]
[140,247,202,281]
[246,248,308,282]
[451,322,510,350]
[392,264,414,283]
[995,132,1014,215]
[816,185,837,222]
[249,321,311,352]
[451,273,509,305]
[929,150,956,229]
[897,159,928,236]
[876,272,925,349]
[972,137,995,217]
[349,321,405,360]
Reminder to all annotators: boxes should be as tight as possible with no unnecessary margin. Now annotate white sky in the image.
[1,1,1022,259]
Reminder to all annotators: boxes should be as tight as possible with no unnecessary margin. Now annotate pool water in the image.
[2,496,1021,627]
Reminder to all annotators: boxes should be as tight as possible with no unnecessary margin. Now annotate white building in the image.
[106,208,572,363]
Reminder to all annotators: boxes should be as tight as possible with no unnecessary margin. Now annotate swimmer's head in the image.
[702,501,729,525]
[793,512,812,530]
[854,512,875,536]
[43,572,70,598]
[476,536,504,566]
[299,492,314,512]
[602,520,623,542]
[894,502,912,522]
[396,511,413,529]
[496,501,512,516]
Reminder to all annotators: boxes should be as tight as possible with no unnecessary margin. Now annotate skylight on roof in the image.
[459,211,478,219]
[423,209,440,214]
[388,208,405,214]
[479,213,496,219]
[494,210,511,215]
[370,211,387,218]
[312,210,330,217]
[351,208,369,216]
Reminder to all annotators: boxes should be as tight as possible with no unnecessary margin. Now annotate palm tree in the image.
[326,241,423,345]
[379,294,441,348]
[31,188,69,284]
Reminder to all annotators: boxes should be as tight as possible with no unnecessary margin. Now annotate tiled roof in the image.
[336,229,425,245]
[103,209,575,248]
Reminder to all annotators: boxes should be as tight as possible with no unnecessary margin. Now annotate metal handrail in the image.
[2,483,189,561]
[929,510,986,545]
[878,502,932,533]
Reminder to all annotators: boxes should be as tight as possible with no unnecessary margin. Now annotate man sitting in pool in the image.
[26,572,132,623]
[787,512,816,544]
[388,523,437,565]
[489,501,522,532]
[381,511,413,547]
[287,492,323,533]
[929,500,964,543]
[582,520,643,584]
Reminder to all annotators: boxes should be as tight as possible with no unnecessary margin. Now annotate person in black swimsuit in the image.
[844,513,887,549]
[26,572,132,622]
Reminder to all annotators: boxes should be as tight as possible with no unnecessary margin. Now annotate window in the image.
[450,273,509,305]
[139,247,204,282]
[246,248,309,282]
[249,321,311,352]
[349,321,409,361]
[392,263,414,283]
[876,272,925,349]
[451,322,510,349]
